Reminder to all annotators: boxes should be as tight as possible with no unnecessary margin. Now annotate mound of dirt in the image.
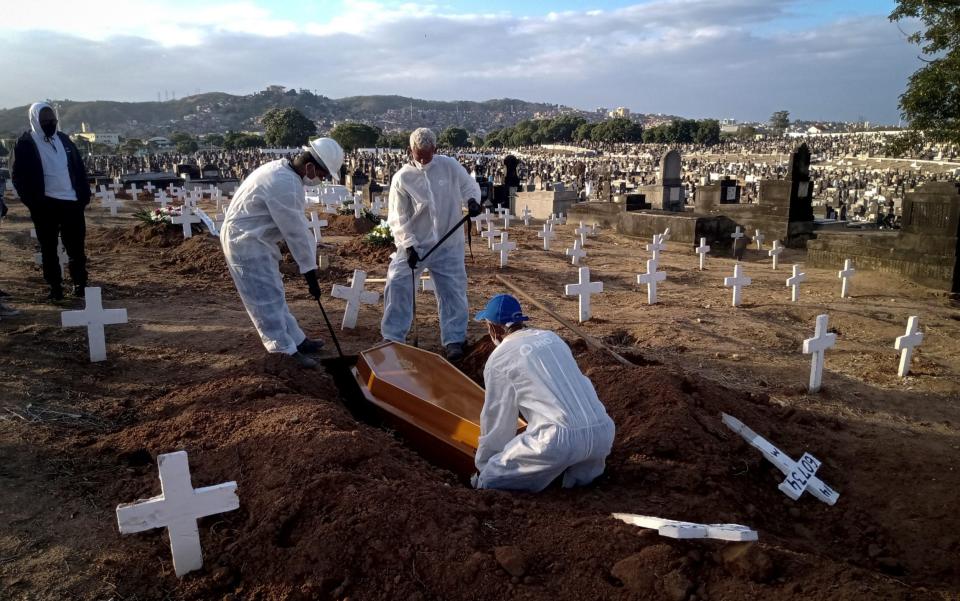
[324,213,377,235]
[158,235,230,282]
[88,223,190,250]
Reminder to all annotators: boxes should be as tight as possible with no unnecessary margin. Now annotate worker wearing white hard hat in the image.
[472,294,616,492]
[220,137,344,369]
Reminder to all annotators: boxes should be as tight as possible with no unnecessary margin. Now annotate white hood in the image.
[29,101,58,145]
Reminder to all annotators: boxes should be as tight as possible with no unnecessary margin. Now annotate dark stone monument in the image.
[808,182,960,292]
[636,149,684,212]
[503,155,520,189]
[695,177,741,212]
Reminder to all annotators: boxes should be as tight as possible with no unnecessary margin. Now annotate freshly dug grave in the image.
[323,213,377,236]
[44,344,946,601]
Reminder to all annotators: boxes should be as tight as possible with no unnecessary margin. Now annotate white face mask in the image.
[303,176,321,186]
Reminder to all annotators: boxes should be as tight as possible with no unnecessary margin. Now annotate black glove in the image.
[467,198,481,218]
[303,269,322,300]
[406,246,420,270]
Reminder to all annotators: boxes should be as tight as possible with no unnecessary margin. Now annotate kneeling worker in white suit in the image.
[473,294,616,492]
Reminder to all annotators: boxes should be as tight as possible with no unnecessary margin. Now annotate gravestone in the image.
[565,238,587,265]
[116,451,239,577]
[635,149,684,212]
[768,240,784,270]
[492,233,517,269]
[722,413,839,505]
[894,316,923,378]
[838,259,856,298]
[60,287,128,362]
[612,513,757,542]
[564,267,603,323]
[786,264,806,302]
[724,264,751,307]
[636,259,666,305]
[331,270,380,329]
[802,314,836,393]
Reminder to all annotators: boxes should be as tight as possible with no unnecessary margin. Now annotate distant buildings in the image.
[74,123,120,146]
[609,107,631,118]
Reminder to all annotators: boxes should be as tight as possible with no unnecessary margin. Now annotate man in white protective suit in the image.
[220,137,344,369]
[472,294,616,492]
[381,128,482,361]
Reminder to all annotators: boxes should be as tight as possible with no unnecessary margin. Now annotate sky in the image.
[0,0,920,123]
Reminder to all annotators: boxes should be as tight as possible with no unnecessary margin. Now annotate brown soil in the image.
[323,213,377,236]
[2,201,959,601]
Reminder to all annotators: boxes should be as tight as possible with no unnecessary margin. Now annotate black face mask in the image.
[40,121,57,138]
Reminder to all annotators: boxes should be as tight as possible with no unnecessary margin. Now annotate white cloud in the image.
[0,0,921,122]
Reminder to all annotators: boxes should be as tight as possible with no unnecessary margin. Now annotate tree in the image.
[573,122,595,142]
[329,122,380,151]
[736,125,759,141]
[592,118,643,143]
[223,131,266,150]
[769,110,790,135]
[890,1,960,143]
[204,133,225,147]
[376,130,411,149]
[438,126,470,148]
[694,119,721,145]
[261,108,318,147]
[484,129,505,148]
[122,138,143,155]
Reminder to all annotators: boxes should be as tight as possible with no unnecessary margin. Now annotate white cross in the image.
[838,259,855,299]
[156,191,170,209]
[612,513,757,542]
[894,316,923,378]
[473,209,492,233]
[695,237,710,271]
[565,238,587,265]
[730,226,744,242]
[102,193,123,217]
[126,183,139,198]
[646,234,666,262]
[754,229,765,250]
[492,232,517,268]
[331,269,380,329]
[57,239,69,278]
[481,221,502,250]
[353,195,363,219]
[109,180,122,192]
[502,212,512,229]
[557,212,566,225]
[171,206,202,239]
[722,413,839,505]
[575,221,592,246]
[768,240,783,270]
[522,205,532,226]
[661,227,671,242]
[786,264,806,302]
[564,266,603,323]
[30,227,37,239]
[537,223,556,250]
[421,269,436,293]
[636,259,666,305]
[116,451,239,577]
[60,287,128,362]
[143,183,156,194]
[723,263,751,307]
[371,197,383,215]
[307,211,327,245]
[802,314,837,393]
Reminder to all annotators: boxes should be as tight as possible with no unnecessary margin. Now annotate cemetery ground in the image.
[1,196,959,601]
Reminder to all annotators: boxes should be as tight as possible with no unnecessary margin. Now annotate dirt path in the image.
[1,197,958,600]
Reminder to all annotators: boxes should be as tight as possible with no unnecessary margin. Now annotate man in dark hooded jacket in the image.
[12,102,91,300]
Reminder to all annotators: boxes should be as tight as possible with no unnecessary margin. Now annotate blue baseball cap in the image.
[474,294,530,325]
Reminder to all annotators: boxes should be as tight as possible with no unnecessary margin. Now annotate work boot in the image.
[48,286,64,302]
[291,352,318,369]
[444,342,465,361]
[296,338,325,354]
[0,302,20,317]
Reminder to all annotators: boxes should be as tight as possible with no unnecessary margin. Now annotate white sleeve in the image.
[386,175,420,251]
[455,159,481,207]
[475,362,519,472]
[266,177,316,274]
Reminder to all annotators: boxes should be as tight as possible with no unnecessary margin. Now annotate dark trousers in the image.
[30,197,87,291]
